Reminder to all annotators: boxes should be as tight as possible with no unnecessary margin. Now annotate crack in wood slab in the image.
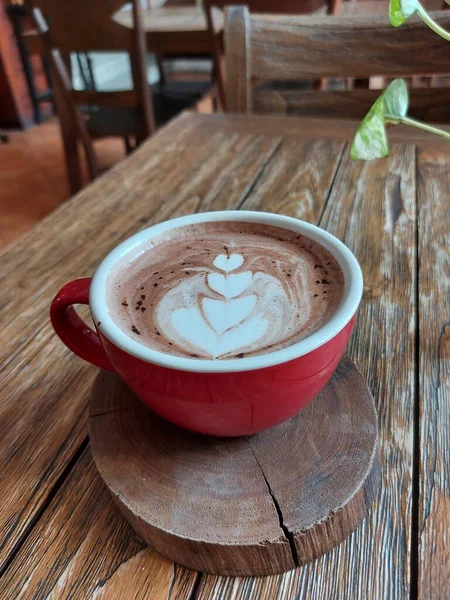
[247,441,299,567]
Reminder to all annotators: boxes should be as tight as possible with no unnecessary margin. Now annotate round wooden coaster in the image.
[89,355,380,576]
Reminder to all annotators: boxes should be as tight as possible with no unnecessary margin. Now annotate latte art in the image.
[107,222,344,359]
[156,254,299,358]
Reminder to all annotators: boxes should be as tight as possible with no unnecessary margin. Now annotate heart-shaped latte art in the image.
[157,267,294,359]
[213,253,244,273]
[171,306,268,358]
[207,271,252,299]
[202,295,257,335]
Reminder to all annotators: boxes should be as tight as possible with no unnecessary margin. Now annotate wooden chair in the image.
[203,0,342,110]
[29,0,211,195]
[26,0,152,195]
[225,6,450,122]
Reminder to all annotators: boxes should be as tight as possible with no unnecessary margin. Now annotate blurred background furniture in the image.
[115,1,222,56]
[114,2,215,115]
[29,0,153,194]
[2,0,450,252]
[225,6,450,121]
[202,0,342,109]
[0,0,44,128]
[28,0,214,194]
[5,0,53,124]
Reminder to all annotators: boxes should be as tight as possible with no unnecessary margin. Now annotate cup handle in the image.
[50,278,115,372]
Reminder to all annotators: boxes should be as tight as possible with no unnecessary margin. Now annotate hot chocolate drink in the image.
[106,221,344,359]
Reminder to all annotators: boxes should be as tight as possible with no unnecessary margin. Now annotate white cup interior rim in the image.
[90,211,363,373]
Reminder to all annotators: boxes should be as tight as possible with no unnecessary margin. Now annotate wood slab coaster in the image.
[89,355,380,576]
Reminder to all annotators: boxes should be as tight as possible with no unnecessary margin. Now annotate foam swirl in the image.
[107,222,344,359]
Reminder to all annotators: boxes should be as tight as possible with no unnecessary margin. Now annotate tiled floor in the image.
[0,119,125,251]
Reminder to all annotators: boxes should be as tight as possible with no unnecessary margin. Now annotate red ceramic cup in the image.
[51,211,363,436]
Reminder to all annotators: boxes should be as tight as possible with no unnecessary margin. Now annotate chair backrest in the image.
[29,0,133,52]
[28,0,152,116]
[203,0,339,110]
[225,6,450,122]
[28,0,153,191]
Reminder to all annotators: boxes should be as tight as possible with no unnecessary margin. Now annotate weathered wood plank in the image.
[241,138,345,221]
[195,144,417,598]
[184,113,450,150]
[226,9,450,118]
[250,12,450,80]
[88,359,379,576]
[253,87,450,124]
[0,115,346,594]
[1,112,429,598]
[417,147,450,599]
[0,115,282,569]
[0,448,199,599]
[225,6,251,114]
[94,550,198,600]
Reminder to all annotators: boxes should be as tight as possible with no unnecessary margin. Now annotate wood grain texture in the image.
[191,112,450,149]
[89,357,379,576]
[417,147,450,599]
[225,8,450,117]
[0,114,284,570]
[240,138,345,221]
[0,113,346,592]
[0,447,198,599]
[250,11,450,79]
[195,144,417,598]
[225,6,250,114]
[1,112,443,598]
[253,86,450,123]
[207,0,330,109]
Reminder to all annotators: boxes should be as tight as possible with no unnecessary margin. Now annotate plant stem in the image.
[386,114,450,140]
[416,2,450,41]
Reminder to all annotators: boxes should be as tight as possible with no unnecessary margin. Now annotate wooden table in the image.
[0,112,448,599]
[114,5,223,55]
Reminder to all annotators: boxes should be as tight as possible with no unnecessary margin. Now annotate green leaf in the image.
[389,0,419,26]
[383,78,409,121]
[390,0,408,26]
[351,79,410,160]
[351,93,389,160]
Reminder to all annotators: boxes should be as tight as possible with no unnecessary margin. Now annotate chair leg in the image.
[214,55,226,112]
[31,7,97,191]
[51,70,84,194]
[124,137,136,155]
[61,126,83,196]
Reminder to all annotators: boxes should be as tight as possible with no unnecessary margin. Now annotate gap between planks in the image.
[235,140,284,209]
[409,147,419,600]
